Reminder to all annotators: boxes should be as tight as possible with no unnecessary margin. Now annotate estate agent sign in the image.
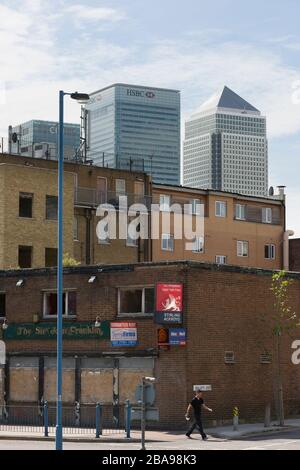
[155,283,183,324]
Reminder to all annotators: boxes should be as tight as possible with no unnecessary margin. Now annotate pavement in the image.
[1,418,300,443]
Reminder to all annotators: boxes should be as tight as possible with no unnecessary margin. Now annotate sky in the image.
[0,0,299,235]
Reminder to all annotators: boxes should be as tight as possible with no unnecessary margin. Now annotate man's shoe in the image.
[186,433,192,439]
[202,436,208,441]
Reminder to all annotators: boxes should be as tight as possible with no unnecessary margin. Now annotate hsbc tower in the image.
[85,83,181,185]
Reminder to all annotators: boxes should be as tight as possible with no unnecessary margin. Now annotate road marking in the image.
[244,440,299,450]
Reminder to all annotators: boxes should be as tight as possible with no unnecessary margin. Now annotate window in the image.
[0,293,5,318]
[19,192,33,218]
[116,179,126,196]
[45,248,58,267]
[161,233,174,251]
[73,217,79,241]
[118,287,154,316]
[43,291,77,318]
[18,245,32,268]
[215,201,227,217]
[127,232,138,247]
[46,195,58,220]
[160,194,171,212]
[262,207,272,224]
[237,241,249,257]
[235,204,246,220]
[225,351,235,364]
[265,244,276,260]
[192,237,204,253]
[190,199,201,215]
[216,255,227,265]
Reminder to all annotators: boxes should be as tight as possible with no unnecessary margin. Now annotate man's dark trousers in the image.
[186,416,207,439]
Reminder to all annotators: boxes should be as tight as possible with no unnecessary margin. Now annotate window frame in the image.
[161,233,174,251]
[215,201,227,218]
[45,195,58,221]
[42,289,77,319]
[192,236,204,253]
[117,286,155,317]
[18,245,33,268]
[159,194,171,212]
[264,244,276,260]
[215,255,227,265]
[235,204,246,221]
[237,240,249,257]
[262,207,272,224]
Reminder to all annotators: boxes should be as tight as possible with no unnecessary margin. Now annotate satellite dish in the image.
[269,186,274,196]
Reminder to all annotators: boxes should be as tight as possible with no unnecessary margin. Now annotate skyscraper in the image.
[85,83,181,185]
[8,120,80,160]
[183,86,268,197]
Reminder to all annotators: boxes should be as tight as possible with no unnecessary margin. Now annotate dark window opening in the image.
[0,293,5,317]
[18,245,32,268]
[45,248,58,267]
[46,195,58,220]
[19,192,33,218]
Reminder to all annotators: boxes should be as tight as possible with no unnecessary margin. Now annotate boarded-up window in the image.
[9,357,39,402]
[44,357,75,403]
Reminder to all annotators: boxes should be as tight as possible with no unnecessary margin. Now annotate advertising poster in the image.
[110,322,137,347]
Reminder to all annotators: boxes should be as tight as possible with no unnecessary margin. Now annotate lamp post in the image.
[56,90,89,451]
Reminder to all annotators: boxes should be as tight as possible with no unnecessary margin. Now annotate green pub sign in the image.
[3,321,110,340]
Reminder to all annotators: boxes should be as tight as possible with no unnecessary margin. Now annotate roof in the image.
[193,86,260,117]
[89,83,180,96]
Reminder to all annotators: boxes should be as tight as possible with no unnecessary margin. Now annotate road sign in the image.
[135,383,156,405]
[193,385,212,392]
[0,341,5,365]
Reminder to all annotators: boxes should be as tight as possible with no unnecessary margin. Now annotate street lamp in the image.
[56,90,89,451]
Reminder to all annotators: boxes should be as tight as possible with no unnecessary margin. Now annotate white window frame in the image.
[43,290,77,318]
[262,207,272,224]
[115,179,126,196]
[161,233,174,251]
[160,194,171,212]
[237,240,249,257]
[190,199,201,215]
[235,204,246,221]
[265,244,276,260]
[117,286,155,316]
[215,201,227,218]
[192,236,204,253]
[215,255,227,265]
[73,216,79,241]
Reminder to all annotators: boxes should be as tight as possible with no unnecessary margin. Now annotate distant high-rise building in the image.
[183,86,268,197]
[8,120,80,160]
[85,83,181,185]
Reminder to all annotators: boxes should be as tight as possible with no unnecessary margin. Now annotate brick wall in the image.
[0,261,300,428]
[290,239,300,272]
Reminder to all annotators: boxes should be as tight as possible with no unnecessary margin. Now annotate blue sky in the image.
[0,0,299,234]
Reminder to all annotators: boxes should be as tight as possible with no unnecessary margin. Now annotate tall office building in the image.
[183,86,268,197]
[8,120,80,160]
[85,83,181,185]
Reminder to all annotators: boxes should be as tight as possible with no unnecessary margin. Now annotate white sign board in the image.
[193,385,212,392]
[0,341,6,365]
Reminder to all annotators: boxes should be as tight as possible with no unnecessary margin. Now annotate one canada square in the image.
[183,86,268,197]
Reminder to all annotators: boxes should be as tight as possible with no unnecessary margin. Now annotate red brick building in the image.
[0,261,300,428]
[290,239,300,272]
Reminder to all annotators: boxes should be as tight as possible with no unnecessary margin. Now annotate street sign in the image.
[135,383,156,405]
[0,341,5,365]
[131,407,159,422]
[193,385,212,391]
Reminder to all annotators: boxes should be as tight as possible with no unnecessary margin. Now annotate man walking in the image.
[185,389,212,440]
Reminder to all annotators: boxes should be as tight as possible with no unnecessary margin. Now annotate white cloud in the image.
[65,4,125,22]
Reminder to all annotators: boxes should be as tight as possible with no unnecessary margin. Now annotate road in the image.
[0,429,300,450]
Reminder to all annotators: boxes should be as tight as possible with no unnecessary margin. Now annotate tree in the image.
[270,270,299,426]
[62,253,80,267]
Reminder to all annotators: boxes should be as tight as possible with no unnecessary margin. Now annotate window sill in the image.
[117,313,154,319]
[18,216,35,220]
[42,316,77,321]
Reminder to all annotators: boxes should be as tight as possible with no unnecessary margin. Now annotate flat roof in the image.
[89,83,180,96]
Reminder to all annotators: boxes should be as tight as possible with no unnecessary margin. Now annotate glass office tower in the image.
[9,120,80,160]
[85,84,181,185]
[183,86,268,197]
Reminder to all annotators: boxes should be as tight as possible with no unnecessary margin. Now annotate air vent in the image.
[260,353,272,364]
[225,351,235,364]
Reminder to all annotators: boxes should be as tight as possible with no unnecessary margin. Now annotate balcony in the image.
[74,187,151,209]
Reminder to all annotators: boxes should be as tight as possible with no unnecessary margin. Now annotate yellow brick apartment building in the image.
[0,154,289,270]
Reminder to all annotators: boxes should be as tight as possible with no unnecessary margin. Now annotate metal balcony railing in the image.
[75,188,152,209]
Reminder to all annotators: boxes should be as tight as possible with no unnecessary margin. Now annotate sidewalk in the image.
[0,419,300,442]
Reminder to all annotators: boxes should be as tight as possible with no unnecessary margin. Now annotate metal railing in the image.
[75,188,152,209]
[0,402,132,437]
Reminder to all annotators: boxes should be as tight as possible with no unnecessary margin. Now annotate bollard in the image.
[264,403,271,428]
[96,403,102,438]
[233,406,239,431]
[44,401,49,437]
[125,399,132,439]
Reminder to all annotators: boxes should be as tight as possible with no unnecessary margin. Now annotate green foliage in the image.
[270,270,298,336]
[63,253,80,267]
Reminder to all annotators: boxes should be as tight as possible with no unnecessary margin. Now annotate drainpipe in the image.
[283,230,294,271]
[85,208,91,265]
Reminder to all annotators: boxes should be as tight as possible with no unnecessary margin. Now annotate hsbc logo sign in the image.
[126,89,155,99]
